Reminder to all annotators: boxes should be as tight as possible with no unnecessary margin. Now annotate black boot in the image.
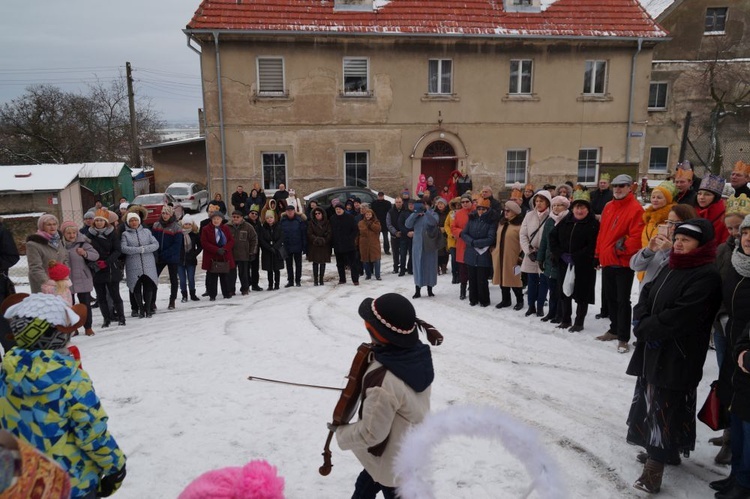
[715,483,750,499]
[427,286,434,297]
[413,286,421,299]
[525,306,536,317]
[116,302,126,326]
[190,290,200,301]
[181,292,188,303]
[168,298,176,310]
[459,283,467,300]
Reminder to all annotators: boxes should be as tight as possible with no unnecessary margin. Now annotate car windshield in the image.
[166,186,189,196]
[133,194,164,205]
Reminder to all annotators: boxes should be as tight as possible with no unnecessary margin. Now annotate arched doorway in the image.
[420,140,456,194]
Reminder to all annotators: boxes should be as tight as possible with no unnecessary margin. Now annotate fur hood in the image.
[123,205,148,223]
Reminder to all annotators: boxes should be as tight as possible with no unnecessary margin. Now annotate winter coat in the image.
[451,206,472,263]
[371,199,392,226]
[0,348,126,498]
[444,209,457,251]
[675,189,697,206]
[519,202,550,273]
[435,206,449,257]
[179,230,202,267]
[492,215,522,286]
[590,188,613,215]
[330,212,359,253]
[595,193,644,268]
[87,227,124,285]
[549,211,600,304]
[358,214,382,263]
[121,225,160,291]
[717,262,750,413]
[0,223,20,272]
[226,220,258,262]
[26,233,69,293]
[306,209,332,263]
[231,191,249,212]
[461,209,498,268]
[200,223,236,272]
[696,199,729,245]
[627,258,721,391]
[405,209,439,286]
[257,222,285,271]
[63,233,99,294]
[280,214,307,254]
[537,212,568,281]
[151,217,183,265]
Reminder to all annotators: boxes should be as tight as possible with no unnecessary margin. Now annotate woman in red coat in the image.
[200,212,235,300]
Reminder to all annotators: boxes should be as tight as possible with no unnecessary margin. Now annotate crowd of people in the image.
[3,160,750,496]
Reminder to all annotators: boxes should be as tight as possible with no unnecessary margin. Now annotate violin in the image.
[319,342,374,476]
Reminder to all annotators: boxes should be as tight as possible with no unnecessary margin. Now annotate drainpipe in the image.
[185,35,212,198]
[213,31,228,203]
[625,38,644,164]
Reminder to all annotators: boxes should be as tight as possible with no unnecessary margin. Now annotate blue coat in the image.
[461,210,498,268]
[405,209,439,287]
[151,217,183,265]
[280,215,307,254]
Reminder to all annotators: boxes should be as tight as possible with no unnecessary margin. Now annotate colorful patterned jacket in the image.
[0,348,126,498]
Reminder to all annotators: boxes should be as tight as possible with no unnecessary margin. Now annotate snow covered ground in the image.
[8,254,726,498]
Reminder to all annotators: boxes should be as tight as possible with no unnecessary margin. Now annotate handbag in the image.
[698,380,729,431]
[562,263,575,297]
[210,258,230,274]
[424,225,446,252]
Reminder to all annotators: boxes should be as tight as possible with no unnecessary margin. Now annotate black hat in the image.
[358,293,418,348]
[673,218,715,247]
[285,204,296,211]
[231,210,244,217]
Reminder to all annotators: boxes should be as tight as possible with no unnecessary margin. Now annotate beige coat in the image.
[492,217,523,287]
[519,207,549,273]
[336,360,431,487]
[26,234,69,293]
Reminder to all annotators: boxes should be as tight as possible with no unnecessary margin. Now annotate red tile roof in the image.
[186,0,667,39]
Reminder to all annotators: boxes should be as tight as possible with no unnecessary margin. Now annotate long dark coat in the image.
[258,222,285,271]
[461,209,498,268]
[548,211,599,304]
[717,262,750,414]
[307,209,332,264]
[86,227,123,285]
[330,212,358,253]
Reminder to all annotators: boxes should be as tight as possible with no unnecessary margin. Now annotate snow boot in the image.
[190,290,200,301]
[459,283,467,300]
[181,292,188,303]
[427,286,435,297]
[633,458,663,494]
[525,306,537,317]
[168,298,176,310]
[710,475,735,493]
[413,286,421,299]
[716,442,733,465]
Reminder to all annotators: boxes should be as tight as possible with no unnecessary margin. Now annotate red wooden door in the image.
[421,141,457,194]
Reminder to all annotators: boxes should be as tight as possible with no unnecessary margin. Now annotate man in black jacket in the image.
[386,198,405,274]
[371,192,392,255]
[0,219,20,357]
[230,185,249,213]
[330,204,359,285]
[590,173,613,220]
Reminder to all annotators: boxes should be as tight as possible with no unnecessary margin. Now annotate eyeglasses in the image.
[461,200,471,204]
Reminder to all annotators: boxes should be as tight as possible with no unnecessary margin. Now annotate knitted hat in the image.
[2,293,86,349]
[47,260,70,281]
[434,197,447,206]
[599,173,611,182]
[177,460,284,499]
[475,198,490,209]
[726,194,750,218]
[733,161,750,177]
[673,218,715,247]
[674,168,694,181]
[698,174,726,198]
[504,199,522,215]
[461,192,473,202]
[652,180,678,204]
[401,189,410,198]
[358,293,418,348]
[571,189,591,208]
[37,214,58,231]
[181,215,194,226]
[94,209,110,223]
[60,220,78,233]
[611,174,633,186]
[126,212,141,224]
[264,211,276,221]
[119,202,129,211]
[551,195,570,209]
[83,211,95,220]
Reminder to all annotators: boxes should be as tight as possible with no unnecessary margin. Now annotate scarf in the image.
[182,226,193,253]
[549,209,569,226]
[731,246,750,278]
[372,343,434,393]
[668,239,717,269]
[642,203,674,240]
[215,226,226,247]
[36,230,61,249]
[88,225,113,237]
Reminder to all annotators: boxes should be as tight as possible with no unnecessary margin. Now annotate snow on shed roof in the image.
[0,164,82,192]
[76,162,130,179]
[186,0,667,39]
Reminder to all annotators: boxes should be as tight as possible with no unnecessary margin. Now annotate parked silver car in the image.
[165,182,209,212]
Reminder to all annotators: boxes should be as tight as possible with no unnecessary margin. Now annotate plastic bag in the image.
[562,263,575,297]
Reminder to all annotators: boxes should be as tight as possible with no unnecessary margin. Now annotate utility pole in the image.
[678,111,691,164]
[125,62,141,168]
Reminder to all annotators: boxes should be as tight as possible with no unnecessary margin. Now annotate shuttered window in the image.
[343,58,369,95]
[257,57,285,95]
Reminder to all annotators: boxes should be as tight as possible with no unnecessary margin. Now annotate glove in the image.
[561,253,573,265]
[217,248,226,256]
[615,237,626,252]
[96,260,108,270]
[98,465,127,497]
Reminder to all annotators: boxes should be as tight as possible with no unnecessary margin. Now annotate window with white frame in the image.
[578,149,599,183]
[428,59,452,94]
[257,57,285,95]
[648,82,668,109]
[343,58,369,95]
[262,152,287,191]
[705,7,727,33]
[648,147,670,172]
[345,151,368,187]
[509,60,533,94]
[583,60,607,95]
[506,150,528,184]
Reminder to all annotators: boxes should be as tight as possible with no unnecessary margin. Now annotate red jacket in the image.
[696,199,729,245]
[200,223,236,271]
[451,206,473,263]
[595,193,644,267]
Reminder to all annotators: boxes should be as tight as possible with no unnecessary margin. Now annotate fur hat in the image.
[504,199,522,215]
[551,196,570,209]
[358,293,418,348]
[2,293,86,349]
[47,260,70,281]
[611,174,633,186]
[726,194,750,218]
[673,218,715,247]
[652,180,678,204]
[37,214,59,231]
[733,161,750,177]
[674,168,694,181]
[699,174,726,199]
[60,220,78,233]
[178,460,284,499]
[449,197,462,210]
[571,189,591,208]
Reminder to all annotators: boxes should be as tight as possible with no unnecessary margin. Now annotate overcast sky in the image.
[1,1,204,124]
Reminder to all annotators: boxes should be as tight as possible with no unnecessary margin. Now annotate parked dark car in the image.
[131,192,177,226]
[303,187,394,211]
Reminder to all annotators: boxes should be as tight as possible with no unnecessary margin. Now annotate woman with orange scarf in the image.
[636,181,677,282]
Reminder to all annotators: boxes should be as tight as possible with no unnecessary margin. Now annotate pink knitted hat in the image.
[178,460,284,499]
